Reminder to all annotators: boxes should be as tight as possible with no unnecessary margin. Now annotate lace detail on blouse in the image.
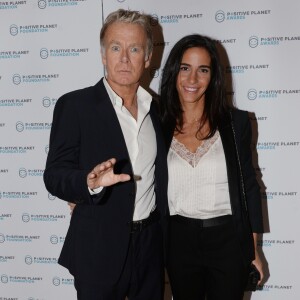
[170,131,220,168]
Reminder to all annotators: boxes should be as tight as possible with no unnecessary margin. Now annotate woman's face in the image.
[176,47,211,105]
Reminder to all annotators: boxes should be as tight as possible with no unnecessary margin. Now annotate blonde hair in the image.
[100,9,153,57]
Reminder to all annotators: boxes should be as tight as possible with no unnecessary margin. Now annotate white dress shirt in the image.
[96,78,157,221]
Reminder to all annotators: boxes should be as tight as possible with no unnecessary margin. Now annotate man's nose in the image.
[120,49,129,63]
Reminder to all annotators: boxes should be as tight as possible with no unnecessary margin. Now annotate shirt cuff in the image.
[88,186,104,195]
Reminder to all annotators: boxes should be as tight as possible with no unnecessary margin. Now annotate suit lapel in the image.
[93,79,133,175]
[218,114,240,214]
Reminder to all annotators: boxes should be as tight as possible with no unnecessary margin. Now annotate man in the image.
[44,9,168,300]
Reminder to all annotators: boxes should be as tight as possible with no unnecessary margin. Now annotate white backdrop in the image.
[0,0,299,299]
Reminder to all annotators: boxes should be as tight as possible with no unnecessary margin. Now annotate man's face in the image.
[101,22,151,91]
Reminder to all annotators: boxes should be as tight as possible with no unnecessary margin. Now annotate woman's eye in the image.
[180,66,189,71]
[199,68,210,74]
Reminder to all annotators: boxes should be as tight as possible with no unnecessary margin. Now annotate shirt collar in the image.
[103,77,152,111]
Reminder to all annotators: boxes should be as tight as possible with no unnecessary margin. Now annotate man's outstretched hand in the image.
[87,158,130,190]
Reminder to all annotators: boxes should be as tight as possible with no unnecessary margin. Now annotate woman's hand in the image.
[252,233,264,284]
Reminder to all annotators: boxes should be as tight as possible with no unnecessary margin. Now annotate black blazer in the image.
[163,109,263,265]
[44,79,168,284]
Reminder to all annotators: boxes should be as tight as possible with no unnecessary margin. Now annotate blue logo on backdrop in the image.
[22,213,30,222]
[0,50,30,60]
[12,73,59,84]
[1,1,27,9]
[248,88,287,99]
[248,89,257,100]
[42,96,57,107]
[50,235,58,244]
[249,36,259,48]
[249,35,300,47]
[215,10,225,22]
[154,12,203,24]
[52,276,60,286]
[0,146,34,155]
[38,0,47,9]
[10,24,18,36]
[0,233,5,243]
[38,0,88,8]
[0,98,32,107]
[18,168,44,177]
[15,121,51,131]
[12,74,22,85]
[1,274,9,283]
[42,97,51,107]
[19,168,27,178]
[2,234,40,243]
[215,9,271,22]
[52,276,74,286]
[40,48,49,59]
[25,255,33,265]
[50,234,65,244]
[9,23,58,34]
[16,121,24,132]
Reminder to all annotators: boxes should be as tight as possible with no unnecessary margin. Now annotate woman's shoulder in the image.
[230,108,250,125]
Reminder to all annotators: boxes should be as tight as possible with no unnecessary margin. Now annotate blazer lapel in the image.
[218,114,240,215]
[93,79,133,175]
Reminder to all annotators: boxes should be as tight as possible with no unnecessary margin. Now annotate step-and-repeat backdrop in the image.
[1,1,299,299]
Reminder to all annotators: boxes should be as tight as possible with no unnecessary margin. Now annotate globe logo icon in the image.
[40,48,49,59]
[1,274,9,283]
[42,96,51,107]
[52,276,61,286]
[38,0,47,9]
[249,36,259,48]
[25,255,33,265]
[22,213,30,222]
[248,89,257,100]
[50,235,59,244]
[10,24,18,36]
[215,10,225,23]
[13,74,22,85]
[19,167,27,178]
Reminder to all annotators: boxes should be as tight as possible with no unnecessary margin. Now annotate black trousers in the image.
[166,215,248,300]
[74,221,164,300]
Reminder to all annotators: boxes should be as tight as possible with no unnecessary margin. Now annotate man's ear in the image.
[101,47,106,66]
[144,52,152,69]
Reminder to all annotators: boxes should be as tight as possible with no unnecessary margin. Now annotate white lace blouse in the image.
[167,131,232,219]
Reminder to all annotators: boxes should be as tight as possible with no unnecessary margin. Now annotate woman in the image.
[160,34,264,300]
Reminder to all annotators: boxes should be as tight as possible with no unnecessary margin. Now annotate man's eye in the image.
[111,46,120,51]
[131,47,140,53]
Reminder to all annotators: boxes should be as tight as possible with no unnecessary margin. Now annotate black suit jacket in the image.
[163,109,263,265]
[44,79,168,284]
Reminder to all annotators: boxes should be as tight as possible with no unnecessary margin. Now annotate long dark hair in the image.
[160,34,230,139]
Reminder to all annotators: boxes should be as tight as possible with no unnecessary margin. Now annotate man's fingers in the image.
[117,174,131,182]
[93,158,116,174]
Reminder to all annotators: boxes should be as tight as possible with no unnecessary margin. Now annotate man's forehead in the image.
[107,39,144,46]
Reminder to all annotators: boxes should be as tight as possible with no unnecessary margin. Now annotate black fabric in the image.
[44,79,168,288]
[74,221,164,300]
[163,109,263,266]
[166,216,248,300]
